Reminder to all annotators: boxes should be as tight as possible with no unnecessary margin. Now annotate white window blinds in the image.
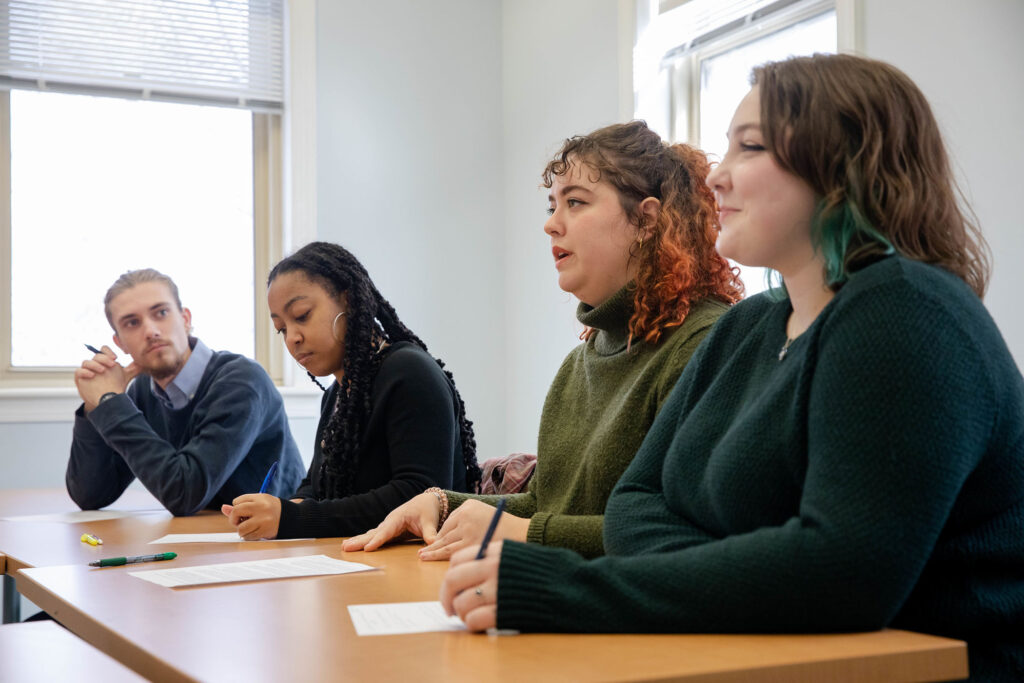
[0,0,283,111]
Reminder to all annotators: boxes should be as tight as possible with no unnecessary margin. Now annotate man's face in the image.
[109,281,192,382]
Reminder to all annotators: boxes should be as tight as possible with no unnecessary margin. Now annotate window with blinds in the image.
[0,1,284,383]
[0,0,284,109]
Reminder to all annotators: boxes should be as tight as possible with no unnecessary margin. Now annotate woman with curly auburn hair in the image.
[344,120,742,559]
[441,54,1023,680]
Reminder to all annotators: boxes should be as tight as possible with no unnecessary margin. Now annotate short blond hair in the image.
[103,269,182,330]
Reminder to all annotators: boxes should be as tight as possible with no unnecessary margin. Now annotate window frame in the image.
[632,0,857,298]
[0,91,283,388]
[672,1,837,146]
[636,0,859,147]
[0,0,321,424]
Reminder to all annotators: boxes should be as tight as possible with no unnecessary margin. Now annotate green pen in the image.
[89,552,177,567]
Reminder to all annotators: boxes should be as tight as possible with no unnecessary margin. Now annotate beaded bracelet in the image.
[424,486,449,530]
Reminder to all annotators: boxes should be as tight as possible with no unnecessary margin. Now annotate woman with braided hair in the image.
[344,121,743,559]
[223,241,481,539]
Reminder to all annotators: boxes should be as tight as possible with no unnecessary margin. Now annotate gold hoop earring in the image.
[332,311,348,342]
[637,235,644,249]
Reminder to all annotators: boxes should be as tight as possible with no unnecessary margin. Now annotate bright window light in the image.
[10,90,254,367]
[699,11,837,295]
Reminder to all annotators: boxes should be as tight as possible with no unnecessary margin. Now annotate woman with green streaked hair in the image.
[439,53,1024,681]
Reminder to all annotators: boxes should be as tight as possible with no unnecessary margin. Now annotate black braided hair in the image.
[268,242,482,497]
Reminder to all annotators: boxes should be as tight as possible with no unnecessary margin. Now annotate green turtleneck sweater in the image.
[446,287,729,558]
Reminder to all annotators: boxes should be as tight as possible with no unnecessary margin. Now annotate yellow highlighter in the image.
[81,533,103,546]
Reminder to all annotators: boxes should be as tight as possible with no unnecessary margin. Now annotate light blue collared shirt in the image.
[150,338,213,410]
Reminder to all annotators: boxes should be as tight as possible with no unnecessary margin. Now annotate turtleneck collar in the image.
[576,285,634,355]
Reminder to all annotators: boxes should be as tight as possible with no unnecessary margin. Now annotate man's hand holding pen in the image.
[76,344,140,411]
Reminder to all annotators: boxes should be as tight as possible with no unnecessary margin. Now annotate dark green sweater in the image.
[447,286,729,558]
[497,257,1024,681]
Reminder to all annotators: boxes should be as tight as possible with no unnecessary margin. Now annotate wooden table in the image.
[17,544,967,683]
[0,488,165,623]
[2,490,969,682]
[0,487,162,518]
[0,621,146,682]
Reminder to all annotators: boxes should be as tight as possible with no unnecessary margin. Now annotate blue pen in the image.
[259,461,279,494]
[475,498,506,559]
[85,343,103,354]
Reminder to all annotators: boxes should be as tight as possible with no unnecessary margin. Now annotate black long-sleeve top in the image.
[276,341,469,537]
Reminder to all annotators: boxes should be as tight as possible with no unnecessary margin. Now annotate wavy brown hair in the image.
[543,121,743,344]
[754,54,990,297]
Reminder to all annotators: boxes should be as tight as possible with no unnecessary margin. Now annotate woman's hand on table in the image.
[418,499,528,561]
[342,491,441,551]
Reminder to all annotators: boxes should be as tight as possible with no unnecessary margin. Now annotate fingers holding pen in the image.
[226,494,282,540]
[76,345,131,394]
[224,498,251,527]
[95,345,119,366]
[80,358,112,376]
[439,541,503,631]
[74,366,98,382]
[82,345,118,371]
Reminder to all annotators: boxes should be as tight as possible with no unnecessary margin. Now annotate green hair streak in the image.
[762,198,893,302]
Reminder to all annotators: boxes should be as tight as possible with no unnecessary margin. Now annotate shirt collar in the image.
[150,337,212,410]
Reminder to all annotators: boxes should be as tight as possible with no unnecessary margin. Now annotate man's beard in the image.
[143,354,185,381]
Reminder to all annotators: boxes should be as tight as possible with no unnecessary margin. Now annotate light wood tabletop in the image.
[0,505,308,574]
[0,621,147,682]
[0,487,162,518]
[17,542,968,683]
[2,490,970,683]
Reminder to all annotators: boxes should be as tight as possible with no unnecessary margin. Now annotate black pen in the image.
[89,552,177,567]
[475,498,506,559]
[85,343,102,354]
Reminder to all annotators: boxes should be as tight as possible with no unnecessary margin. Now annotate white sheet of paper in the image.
[347,601,467,636]
[148,533,313,544]
[128,554,376,588]
[0,509,164,523]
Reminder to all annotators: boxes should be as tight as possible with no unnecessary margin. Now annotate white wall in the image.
[0,416,317,490]
[314,0,506,458]
[0,423,74,489]
[312,0,627,457]
[500,0,625,453]
[858,0,1024,368]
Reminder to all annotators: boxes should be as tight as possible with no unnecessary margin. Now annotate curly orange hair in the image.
[543,121,743,344]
